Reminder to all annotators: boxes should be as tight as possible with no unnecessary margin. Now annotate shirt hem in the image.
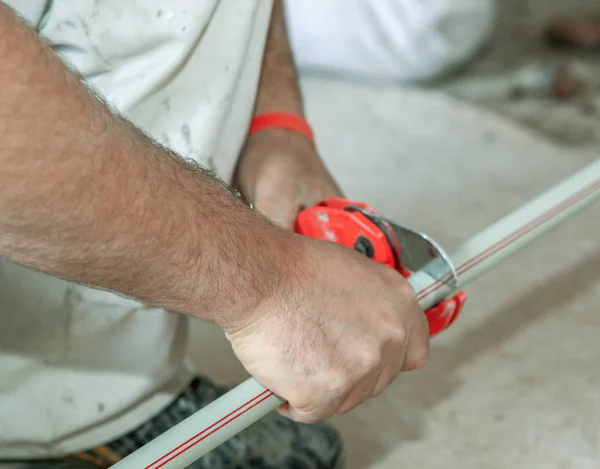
[0,368,194,460]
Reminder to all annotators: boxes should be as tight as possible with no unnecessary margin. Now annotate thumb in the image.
[277,402,330,424]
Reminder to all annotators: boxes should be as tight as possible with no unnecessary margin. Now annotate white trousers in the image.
[284,0,496,83]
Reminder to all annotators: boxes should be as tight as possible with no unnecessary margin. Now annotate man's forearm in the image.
[253,0,305,117]
[0,5,288,328]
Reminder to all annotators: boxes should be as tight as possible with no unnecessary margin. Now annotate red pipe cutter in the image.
[295,197,467,337]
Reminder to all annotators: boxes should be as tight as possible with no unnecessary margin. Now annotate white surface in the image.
[189,76,600,468]
[284,0,494,82]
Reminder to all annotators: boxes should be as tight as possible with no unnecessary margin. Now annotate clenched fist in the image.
[229,125,429,422]
[225,231,430,423]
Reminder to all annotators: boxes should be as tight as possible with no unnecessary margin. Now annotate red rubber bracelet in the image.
[248,112,315,143]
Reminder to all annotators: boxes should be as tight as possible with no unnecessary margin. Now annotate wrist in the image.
[248,112,315,146]
[210,216,300,334]
[236,125,321,202]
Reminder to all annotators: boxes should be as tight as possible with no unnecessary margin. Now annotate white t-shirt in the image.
[0,0,272,459]
[284,0,494,82]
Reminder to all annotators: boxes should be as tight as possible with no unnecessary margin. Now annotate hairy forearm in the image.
[253,0,304,116]
[0,5,288,328]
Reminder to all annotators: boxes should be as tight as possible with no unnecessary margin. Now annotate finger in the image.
[276,402,292,419]
[280,383,346,424]
[369,333,415,401]
[282,401,340,424]
[335,368,380,414]
[402,313,430,371]
[372,359,413,399]
[364,337,410,400]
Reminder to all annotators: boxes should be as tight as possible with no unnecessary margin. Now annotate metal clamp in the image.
[346,206,459,291]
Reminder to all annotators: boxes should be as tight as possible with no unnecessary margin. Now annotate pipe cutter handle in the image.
[295,197,466,337]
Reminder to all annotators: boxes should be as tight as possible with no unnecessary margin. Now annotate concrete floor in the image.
[445,0,600,150]
[188,75,600,468]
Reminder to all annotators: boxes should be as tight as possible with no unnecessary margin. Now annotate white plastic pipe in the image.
[111,159,600,469]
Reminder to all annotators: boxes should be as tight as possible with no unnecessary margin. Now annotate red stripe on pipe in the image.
[454,181,600,275]
[149,392,275,469]
[416,178,600,301]
[144,390,274,469]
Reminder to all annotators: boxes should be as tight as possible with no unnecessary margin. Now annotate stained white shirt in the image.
[0,0,272,458]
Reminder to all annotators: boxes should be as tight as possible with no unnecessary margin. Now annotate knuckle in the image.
[297,410,327,424]
[286,375,352,423]
[404,345,430,370]
[289,406,329,424]
[329,372,352,397]
[285,383,321,411]
[357,345,382,373]
[287,393,334,424]
[287,392,312,413]
[388,324,408,346]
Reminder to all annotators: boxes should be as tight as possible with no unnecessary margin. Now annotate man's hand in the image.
[235,129,342,229]
[225,0,429,423]
[226,232,430,423]
[234,0,342,229]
